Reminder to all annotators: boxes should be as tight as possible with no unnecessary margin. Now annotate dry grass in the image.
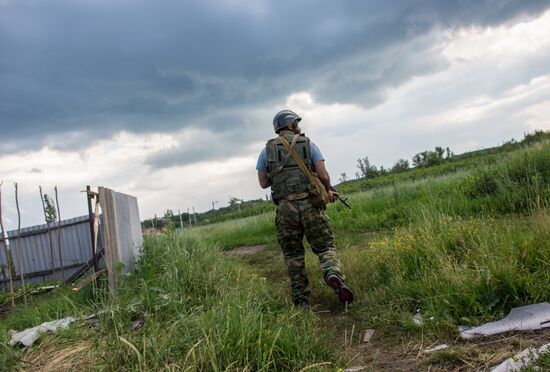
[21,335,94,372]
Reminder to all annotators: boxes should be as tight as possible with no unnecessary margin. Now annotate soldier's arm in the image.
[258,171,271,189]
[314,161,339,202]
[314,161,331,191]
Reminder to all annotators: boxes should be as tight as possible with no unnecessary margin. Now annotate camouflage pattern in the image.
[275,197,343,305]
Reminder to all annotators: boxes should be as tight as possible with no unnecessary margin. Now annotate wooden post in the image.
[54,186,65,281]
[92,197,100,273]
[14,183,26,305]
[187,208,192,228]
[98,187,118,294]
[0,181,15,309]
[39,186,56,276]
[86,186,99,273]
[178,209,183,229]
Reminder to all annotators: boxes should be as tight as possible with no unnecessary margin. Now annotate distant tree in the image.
[356,156,379,178]
[164,209,174,219]
[43,194,57,223]
[391,159,409,173]
[523,130,550,144]
[435,146,445,159]
[228,196,244,210]
[412,147,447,167]
[445,147,454,159]
[339,172,348,183]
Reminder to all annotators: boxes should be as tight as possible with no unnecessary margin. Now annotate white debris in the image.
[423,344,449,353]
[9,317,77,347]
[459,302,550,339]
[491,343,550,372]
[344,366,366,372]
[413,310,423,326]
[362,329,374,343]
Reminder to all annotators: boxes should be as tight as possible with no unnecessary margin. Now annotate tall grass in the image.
[1,234,335,370]
[3,138,550,370]
[188,140,550,337]
[196,140,550,250]
[190,213,275,249]
[338,210,550,333]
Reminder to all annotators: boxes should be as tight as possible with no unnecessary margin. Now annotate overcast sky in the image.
[1,0,550,229]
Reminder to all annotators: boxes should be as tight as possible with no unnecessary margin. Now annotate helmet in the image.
[273,110,301,133]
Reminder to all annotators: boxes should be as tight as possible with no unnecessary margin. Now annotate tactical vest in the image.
[266,131,314,202]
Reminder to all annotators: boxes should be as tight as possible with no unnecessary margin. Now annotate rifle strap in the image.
[267,134,300,178]
[277,135,316,185]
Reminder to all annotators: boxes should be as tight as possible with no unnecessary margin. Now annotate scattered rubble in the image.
[423,344,449,353]
[130,319,145,332]
[459,302,550,339]
[362,329,374,343]
[491,342,550,372]
[9,317,77,347]
[413,310,423,326]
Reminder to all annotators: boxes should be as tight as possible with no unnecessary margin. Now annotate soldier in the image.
[256,109,354,308]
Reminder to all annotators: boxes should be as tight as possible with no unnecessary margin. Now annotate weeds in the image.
[2,138,550,370]
[0,234,333,370]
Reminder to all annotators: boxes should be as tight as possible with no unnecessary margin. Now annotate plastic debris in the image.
[459,302,550,339]
[362,329,374,343]
[9,317,77,347]
[491,343,550,372]
[344,366,366,372]
[130,319,145,332]
[423,344,449,353]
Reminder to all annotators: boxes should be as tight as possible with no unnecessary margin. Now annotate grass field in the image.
[1,137,550,370]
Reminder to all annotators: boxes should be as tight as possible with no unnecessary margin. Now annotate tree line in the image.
[339,146,454,183]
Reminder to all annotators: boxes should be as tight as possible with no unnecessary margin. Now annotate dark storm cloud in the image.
[1,0,549,160]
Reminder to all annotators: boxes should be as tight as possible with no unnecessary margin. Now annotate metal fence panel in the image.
[1,215,103,288]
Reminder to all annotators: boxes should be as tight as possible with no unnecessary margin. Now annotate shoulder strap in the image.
[267,134,301,178]
[278,135,316,185]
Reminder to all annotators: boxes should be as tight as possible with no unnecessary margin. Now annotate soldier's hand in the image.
[328,190,339,203]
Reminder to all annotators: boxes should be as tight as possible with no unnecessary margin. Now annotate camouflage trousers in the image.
[275,197,343,305]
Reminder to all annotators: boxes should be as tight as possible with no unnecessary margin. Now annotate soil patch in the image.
[224,244,268,256]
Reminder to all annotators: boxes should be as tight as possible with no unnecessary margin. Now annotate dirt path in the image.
[223,244,269,255]
[230,240,550,371]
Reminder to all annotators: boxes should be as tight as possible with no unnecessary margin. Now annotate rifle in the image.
[329,186,352,209]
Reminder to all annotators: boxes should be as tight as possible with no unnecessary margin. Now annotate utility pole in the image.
[178,209,183,229]
[212,201,218,216]
[187,208,192,228]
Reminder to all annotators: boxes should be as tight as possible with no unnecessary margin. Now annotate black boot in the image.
[293,297,310,310]
[326,274,354,304]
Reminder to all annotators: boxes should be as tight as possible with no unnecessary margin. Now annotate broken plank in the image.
[71,269,106,293]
